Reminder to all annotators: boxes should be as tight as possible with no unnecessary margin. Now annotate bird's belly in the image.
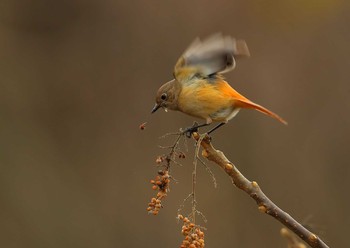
[178,97,239,122]
[210,107,240,122]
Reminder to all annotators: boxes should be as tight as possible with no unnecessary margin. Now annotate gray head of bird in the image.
[151,79,181,114]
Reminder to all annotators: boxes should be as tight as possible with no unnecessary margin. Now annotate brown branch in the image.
[193,133,329,248]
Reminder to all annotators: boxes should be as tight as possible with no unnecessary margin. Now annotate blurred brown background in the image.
[0,0,349,247]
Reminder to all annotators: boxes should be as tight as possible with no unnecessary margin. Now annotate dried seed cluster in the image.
[147,170,170,215]
[155,151,185,166]
[178,214,205,248]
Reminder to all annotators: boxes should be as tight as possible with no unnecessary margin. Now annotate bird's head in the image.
[151,79,181,114]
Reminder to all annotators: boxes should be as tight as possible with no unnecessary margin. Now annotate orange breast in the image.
[177,79,238,121]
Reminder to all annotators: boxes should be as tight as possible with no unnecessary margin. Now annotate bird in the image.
[151,33,287,135]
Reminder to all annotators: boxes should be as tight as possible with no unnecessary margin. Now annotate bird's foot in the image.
[183,122,199,138]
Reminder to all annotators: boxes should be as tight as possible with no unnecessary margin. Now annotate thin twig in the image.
[191,147,198,224]
[177,193,193,215]
[160,133,183,170]
[197,154,217,188]
[192,134,207,223]
[195,209,208,223]
[159,132,182,139]
[193,133,329,248]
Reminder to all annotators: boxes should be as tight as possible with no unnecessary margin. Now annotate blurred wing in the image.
[174,33,250,81]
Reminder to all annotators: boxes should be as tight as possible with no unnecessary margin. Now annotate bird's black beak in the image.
[151,103,161,114]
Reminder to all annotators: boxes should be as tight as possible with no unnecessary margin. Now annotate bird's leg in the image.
[207,122,226,135]
[183,121,210,138]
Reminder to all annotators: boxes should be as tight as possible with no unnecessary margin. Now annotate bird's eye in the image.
[161,93,167,100]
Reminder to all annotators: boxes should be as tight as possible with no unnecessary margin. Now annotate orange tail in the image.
[236,99,287,125]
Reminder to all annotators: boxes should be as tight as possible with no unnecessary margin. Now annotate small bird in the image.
[152,33,287,134]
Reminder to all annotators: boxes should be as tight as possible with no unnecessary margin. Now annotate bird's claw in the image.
[183,122,199,138]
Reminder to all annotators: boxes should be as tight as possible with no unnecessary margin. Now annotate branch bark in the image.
[193,133,329,248]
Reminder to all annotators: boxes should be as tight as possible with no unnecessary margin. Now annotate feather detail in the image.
[235,99,287,125]
[174,34,249,82]
[216,80,287,125]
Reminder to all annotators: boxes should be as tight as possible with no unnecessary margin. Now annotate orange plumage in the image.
[152,34,287,133]
[217,80,287,125]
